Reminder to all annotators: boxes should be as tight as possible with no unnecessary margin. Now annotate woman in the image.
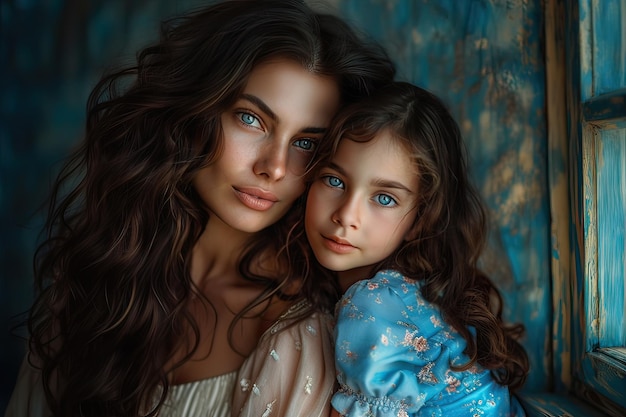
[5,1,395,416]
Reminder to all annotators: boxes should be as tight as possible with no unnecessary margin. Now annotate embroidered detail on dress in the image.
[395,320,418,331]
[261,400,276,417]
[270,349,279,361]
[417,362,438,384]
[304,375,313,394]
[306,324,317,336]
[268,299,311,335]
[252,384,260,396]
[402,330,429,352]
[240,378,250,391]
[444,372,461,393]
[295,340,302,351]
[337,340,358,363]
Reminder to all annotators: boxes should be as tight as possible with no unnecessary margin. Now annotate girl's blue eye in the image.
[294,138,315,151]
[238,112,260,128]
[376,194,397,207]
[323,175,344,189]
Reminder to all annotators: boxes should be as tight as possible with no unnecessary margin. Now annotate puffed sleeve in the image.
[232,305,336,417]
[331,277,432,417]
[331,271,473,417]
[5,356,51,417]
[332,271,514,417]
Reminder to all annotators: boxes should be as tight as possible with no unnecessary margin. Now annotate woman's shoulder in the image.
[262,299,334,343]
[234,300,335,417]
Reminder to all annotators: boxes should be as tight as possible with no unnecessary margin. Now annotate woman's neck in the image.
[190,215,252,287]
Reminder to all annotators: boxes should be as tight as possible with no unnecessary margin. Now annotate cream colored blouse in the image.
[5,300,336,417]
[232,300,336,417]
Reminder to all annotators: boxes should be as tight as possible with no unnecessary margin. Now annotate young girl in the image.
[304,82,529,416]
[5,1,395,416]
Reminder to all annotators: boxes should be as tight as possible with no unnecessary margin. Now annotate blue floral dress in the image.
[332,269,526,417]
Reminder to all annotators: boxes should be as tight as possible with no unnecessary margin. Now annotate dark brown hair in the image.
[312,81,529,390]
[27,1,395,415]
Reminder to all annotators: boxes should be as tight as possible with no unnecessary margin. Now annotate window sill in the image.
[519,392,610,417]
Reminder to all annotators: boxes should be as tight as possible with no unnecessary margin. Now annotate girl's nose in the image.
[331,196,360,229]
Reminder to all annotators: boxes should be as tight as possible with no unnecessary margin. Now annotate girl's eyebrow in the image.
[239,93,327,134]
[327,161,414,193]
[371,178,414,193]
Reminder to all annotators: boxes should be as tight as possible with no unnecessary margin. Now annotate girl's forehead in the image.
[336,129,408,157]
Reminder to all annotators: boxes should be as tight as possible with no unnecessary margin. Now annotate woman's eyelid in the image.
[292,137,318,151]
[235,108,264,129]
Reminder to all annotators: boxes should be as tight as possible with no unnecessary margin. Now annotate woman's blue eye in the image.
[294,138,315,151]
[238,112,260,128]
[376,194,397,207]
[323,175,344,189]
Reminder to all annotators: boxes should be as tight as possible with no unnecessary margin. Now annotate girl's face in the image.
[305,130,419,288]
[193,58,339,234]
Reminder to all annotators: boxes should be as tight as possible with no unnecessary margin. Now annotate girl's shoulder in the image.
[340,269,444,325]
[345,269,421,298]
[342,269,430,310]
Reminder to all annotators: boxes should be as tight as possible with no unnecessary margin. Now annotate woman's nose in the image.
[253,137,288,181]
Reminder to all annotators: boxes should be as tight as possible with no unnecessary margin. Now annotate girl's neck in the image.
[338,266,376,292]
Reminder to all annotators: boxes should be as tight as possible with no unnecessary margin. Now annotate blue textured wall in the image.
[333,0,550,391]
[1,0,550,409]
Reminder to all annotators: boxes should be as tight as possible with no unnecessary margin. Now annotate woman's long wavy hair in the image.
[27,1,395,415]
[311,82,529,391]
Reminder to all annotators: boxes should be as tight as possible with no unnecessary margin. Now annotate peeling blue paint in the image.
[337,0,550,391]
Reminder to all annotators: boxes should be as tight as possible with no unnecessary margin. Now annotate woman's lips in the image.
[233,187,278,211]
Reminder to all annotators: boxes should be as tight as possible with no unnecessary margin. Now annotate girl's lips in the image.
[322,235,356,254]
[233,187,277,211]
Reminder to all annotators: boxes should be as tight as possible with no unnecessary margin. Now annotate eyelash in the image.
[321,175,399,207]
[236,111,262,129]
[322,175,344,189]
[293,138,316,151]
[236,110,317,152]
[375,194,397,207]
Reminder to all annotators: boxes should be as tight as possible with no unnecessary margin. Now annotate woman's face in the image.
[193,58,340,234]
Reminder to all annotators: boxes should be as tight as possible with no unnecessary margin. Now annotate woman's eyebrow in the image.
[241,94,277,121]
[240,93,327,134]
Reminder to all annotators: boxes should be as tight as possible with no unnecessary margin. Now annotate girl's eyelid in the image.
[320,174,345,189]
[373,191,400,207]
